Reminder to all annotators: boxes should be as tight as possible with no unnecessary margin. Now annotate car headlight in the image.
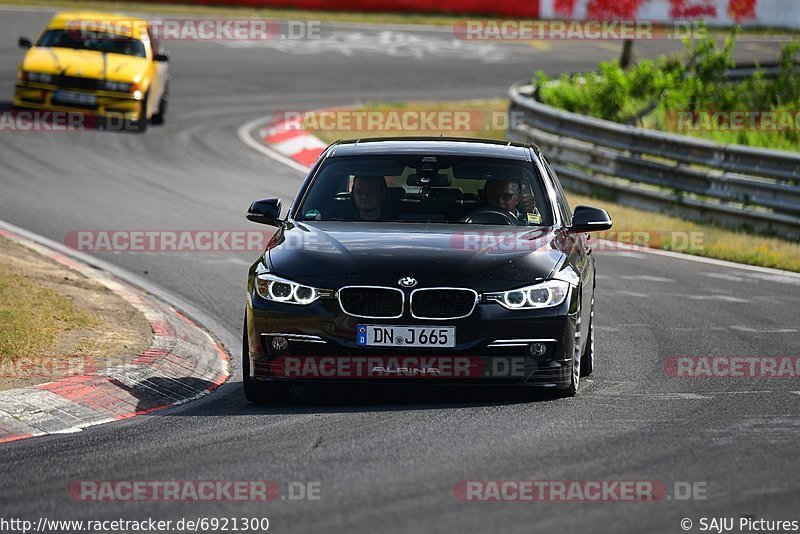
[255,273,322,305]
[27,72,53,84]
[484,280,570,310]
[101,80,133,92]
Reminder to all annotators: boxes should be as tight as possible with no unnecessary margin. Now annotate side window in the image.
[148,25,160,56]
[542,156,572,225]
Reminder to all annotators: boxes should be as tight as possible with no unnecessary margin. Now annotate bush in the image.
[535,31,800,150]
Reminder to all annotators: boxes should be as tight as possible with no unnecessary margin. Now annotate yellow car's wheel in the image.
[151,85,167,126]
[133,93,148,133]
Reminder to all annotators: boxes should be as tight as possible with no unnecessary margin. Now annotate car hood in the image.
[266,222,566,291]
[22,47,148,82]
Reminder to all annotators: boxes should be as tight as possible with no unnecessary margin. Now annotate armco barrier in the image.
[507,77,800,239]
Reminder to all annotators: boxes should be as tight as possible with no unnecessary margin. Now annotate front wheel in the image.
[151,86,167,125]
[131,93,148,133]
[580,295,595,377]
[242,317,292,404]
[558,307,582,398]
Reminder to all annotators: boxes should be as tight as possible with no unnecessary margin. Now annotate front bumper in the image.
[14,83,143,121]
[246,288,578,389]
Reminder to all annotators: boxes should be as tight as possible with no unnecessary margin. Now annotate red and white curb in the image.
[259,117,326,168]
[0,225,230,444]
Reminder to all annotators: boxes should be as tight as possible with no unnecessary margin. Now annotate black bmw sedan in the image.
[243,138,612,402]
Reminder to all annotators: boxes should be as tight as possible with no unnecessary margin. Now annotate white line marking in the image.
[620,275,675,283]
[701,272,747,282]
[659,293,751,303]
[237,116,312,175]
[739,272,800,286]
[614,291,650,297]
[624,393,711,400]
[613,251,645,259]
[731,326,798,333]
[599,239,800,279]
[719,391,773,394]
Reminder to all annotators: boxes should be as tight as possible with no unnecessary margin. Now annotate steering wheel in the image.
[460,207,520,226]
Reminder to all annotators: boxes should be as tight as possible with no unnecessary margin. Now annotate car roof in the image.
[327,137,535,161]
[47,11,150,40]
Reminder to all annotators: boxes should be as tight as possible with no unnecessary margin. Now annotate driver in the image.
[352,175,389,221]
[485,179,526,224]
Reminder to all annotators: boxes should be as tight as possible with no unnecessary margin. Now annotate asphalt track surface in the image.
[1,7,799,533]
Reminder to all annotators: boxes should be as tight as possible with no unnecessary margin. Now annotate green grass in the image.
[640,107,800,152]
[566,192,800,271]
[0,262,97,361]
[541,77,800,152]
[304,98,800,272]
[536,32,800,151]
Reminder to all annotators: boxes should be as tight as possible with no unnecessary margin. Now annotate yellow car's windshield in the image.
[37,29,146,58]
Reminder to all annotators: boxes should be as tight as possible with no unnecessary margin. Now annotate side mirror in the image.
[154,51,170,62]
[569,205,612,233]
[18,37,32,49]
[246,198,283,227]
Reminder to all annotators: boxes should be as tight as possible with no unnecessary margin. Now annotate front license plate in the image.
[357,325,455,348]
[53,90,96,105]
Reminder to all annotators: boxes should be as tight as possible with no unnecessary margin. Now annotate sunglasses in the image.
[487,192,517,202]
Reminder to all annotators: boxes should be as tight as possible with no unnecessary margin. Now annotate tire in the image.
[558,305,582,398]
[131,93,148,133]
[242,317,292,404]
[151,86,167,125]
[580,294,595,377]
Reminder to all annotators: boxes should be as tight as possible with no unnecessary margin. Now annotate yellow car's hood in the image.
[22,47,148,82]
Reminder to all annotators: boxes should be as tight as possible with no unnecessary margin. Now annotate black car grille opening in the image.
[53,76,101,91]
[411,289,476,319]
[339,287,403,318]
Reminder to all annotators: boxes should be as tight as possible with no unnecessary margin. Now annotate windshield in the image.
[295,154,554,226]
[36,29,147,58]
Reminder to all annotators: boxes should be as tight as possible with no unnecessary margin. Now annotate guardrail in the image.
[506,70,800,239]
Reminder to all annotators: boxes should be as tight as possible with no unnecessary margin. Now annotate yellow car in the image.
[14,11,169,132]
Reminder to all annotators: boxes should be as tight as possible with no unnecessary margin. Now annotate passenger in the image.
[485,179,525,223]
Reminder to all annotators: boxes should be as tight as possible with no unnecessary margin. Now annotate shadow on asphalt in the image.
[153,381,566,416]
[122,376,224,414]
[292,384,564,408]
